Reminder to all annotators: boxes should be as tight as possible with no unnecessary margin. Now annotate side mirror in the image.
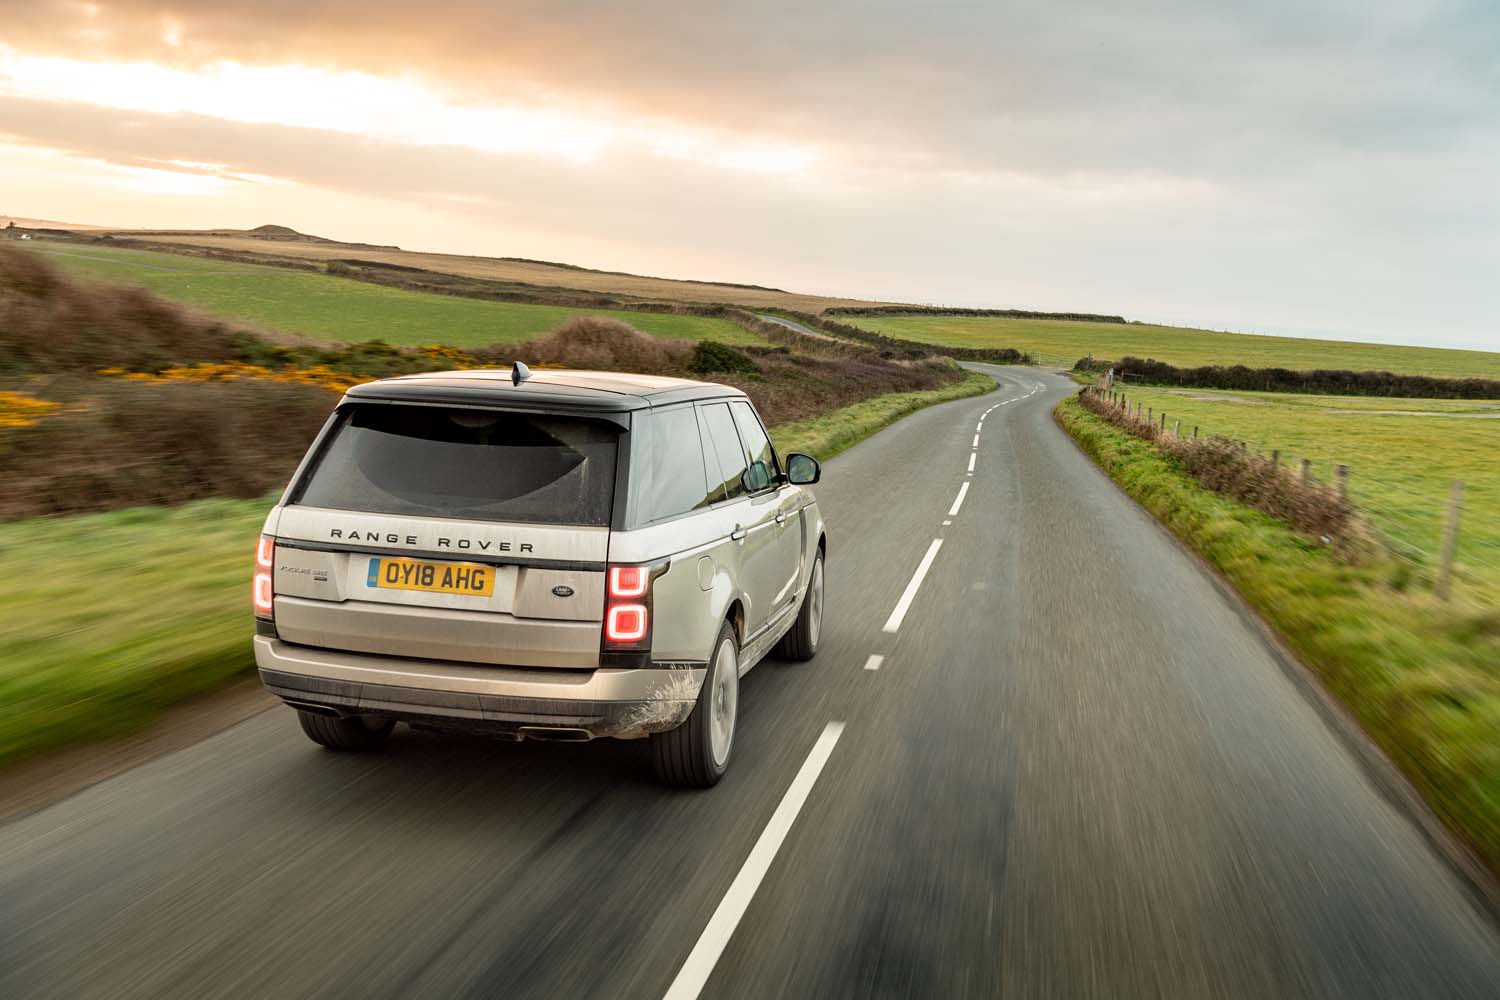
[785,453,820,485]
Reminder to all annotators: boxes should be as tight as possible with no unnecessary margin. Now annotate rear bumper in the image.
[253,636,701,739]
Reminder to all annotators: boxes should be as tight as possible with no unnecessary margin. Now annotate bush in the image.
[483,316,693,372]
[0,378,333,519]
[0,246,264,373]
[689,340,759,375]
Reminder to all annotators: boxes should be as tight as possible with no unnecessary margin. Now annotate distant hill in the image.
[104,223,402,252]
[87,224,889,313]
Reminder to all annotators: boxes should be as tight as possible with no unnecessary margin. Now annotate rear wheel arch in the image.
[724,599,745,646]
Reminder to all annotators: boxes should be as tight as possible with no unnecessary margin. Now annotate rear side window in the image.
[296,404,618,526]
[699,402,748,502]
[627,405,715,525]
[730,400,779,493]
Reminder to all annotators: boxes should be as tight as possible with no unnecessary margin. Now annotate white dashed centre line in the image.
[863,654,884,671]
[971,434,980,448]
[661,721,847,1000]
[882,538,944,634]
[947,481,970,517]
[967,452,976,473]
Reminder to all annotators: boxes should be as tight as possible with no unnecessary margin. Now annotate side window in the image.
[730,400,779,493]
[627,406,715,525]
[699,402,748,502]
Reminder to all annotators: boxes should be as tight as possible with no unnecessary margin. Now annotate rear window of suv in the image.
[295,404,618,526]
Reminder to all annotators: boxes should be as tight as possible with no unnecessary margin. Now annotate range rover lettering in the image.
[253,363,826,786]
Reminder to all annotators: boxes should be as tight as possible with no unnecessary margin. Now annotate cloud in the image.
[6,0,1495,179]
[0,1,1496,347]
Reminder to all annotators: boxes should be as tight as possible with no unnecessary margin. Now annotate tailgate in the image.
[271,507,607,668]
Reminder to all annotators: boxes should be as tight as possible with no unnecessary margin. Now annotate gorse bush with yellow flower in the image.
[0,391,61,429]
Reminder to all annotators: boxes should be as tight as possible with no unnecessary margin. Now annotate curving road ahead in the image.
[4,366,1499,998]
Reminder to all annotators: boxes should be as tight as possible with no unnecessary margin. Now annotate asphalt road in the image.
[4,366,1499,998]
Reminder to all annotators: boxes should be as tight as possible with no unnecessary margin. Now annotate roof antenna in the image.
[511,361,531,386]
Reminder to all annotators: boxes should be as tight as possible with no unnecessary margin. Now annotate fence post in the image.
[1335,464,1349,503]
[1300,458,1311,484]
[1271,449,1280,468]
[1193,425,1199,440]
[1173,419,1180,438]
[1436,480,1465,601]
[1160,412,1167,431]
[1147,407,1153,424]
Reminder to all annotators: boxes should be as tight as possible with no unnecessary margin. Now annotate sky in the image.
[1,0,1497,351]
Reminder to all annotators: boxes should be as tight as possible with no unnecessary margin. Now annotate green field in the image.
[1056,397,1500,878]
[34,241,761,347]
[0,373,993,768]
[846,314,1500,379]
[1108,385,1500,587]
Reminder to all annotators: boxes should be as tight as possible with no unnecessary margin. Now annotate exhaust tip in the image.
[283,700,345,719]
[517,726,592,743]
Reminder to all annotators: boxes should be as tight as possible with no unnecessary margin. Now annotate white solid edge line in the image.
[947,481,970,517]
[967,452,976,472]
[863,654,884,672]
[882,538,944,634]
[661,721,847,1000]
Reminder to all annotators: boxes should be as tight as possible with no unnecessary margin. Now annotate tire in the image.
[775,547,824,662]
[652,621,738,787]
[296,710,395,751]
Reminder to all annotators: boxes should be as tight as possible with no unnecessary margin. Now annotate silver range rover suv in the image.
[253,364,826,786]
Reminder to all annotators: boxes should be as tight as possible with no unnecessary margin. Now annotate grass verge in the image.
[1,370,995,771]
[0,498,274,765]
[1099,384,1500,585]
[1055,396,1500,877]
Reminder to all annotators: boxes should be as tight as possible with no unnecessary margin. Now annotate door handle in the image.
[731,525,748,542]
[774,512,787,525]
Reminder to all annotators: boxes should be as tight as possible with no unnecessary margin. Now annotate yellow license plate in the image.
[366,557,495,597]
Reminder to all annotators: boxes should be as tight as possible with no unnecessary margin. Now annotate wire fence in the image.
[1092,382,1496,602]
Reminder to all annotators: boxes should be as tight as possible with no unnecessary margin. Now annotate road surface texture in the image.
[4,366,1498,999]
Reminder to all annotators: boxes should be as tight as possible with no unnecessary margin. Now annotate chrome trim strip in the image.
[276,538,604,572]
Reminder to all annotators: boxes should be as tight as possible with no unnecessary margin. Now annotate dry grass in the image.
[488,315,964,426]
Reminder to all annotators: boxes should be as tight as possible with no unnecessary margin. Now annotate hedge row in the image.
[1113,356,1500,400]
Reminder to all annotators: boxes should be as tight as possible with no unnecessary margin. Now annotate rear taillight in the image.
[608,565,649,598]
[601,562,663,660]
[605,604,648,643]
[253,535,275,619]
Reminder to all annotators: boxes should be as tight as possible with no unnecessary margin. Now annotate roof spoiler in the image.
[511,361,531,386]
